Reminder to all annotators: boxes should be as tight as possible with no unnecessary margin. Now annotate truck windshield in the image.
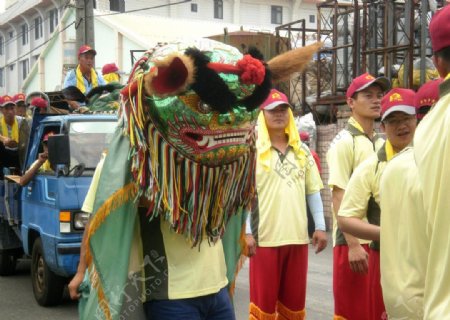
[68,120,117,170]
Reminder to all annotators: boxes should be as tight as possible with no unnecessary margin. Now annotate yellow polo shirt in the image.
[379,148,428,319]
[253,146,323,247]
[327,117,385,246]
[338,153,384,219]
[413,75,450,319]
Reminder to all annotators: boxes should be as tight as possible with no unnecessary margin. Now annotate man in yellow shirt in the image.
[247,89,327,320]
[326,72,389,319]
[338,88,417,320]
[412,5,450,319]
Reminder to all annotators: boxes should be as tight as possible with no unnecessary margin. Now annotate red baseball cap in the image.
[260,89,291,110]
[429,5,450,53]
[30,97,48,109]
[0,95,15,107]
[346,72,390,99]
[102,63,120,75]
[12,93,26,103]
[381,88,416,121]
[415,78,443,108]
[78,45,97,58]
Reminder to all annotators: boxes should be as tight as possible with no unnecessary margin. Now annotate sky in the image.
[0,0,4,13]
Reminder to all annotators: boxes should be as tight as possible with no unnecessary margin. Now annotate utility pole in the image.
[75,0,95,50]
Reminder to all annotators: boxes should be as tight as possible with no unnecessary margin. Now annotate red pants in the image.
[333,244,370,320]
[368,249,386,320]
[249,245,308,320]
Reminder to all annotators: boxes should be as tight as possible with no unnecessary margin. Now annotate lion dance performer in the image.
[78,38,321,320]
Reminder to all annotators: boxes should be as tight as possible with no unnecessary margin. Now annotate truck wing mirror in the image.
[48,134,70,167]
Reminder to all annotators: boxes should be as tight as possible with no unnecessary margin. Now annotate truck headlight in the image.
[73,212,90,230]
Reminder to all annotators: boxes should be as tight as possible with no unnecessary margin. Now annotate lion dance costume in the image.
[80,38,321,320]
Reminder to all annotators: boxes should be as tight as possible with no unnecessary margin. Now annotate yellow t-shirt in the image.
[413,76,450,319]
[160,221,228,299]
[253,145,323,247]
[327,117,385,246]
[379,148,428,319]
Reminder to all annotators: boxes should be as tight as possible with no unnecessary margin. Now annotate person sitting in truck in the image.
[19,132,55,186]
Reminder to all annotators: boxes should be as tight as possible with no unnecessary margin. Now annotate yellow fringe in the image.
[333,316,348,320]
[249,302,276,320]
[276,301,305,320]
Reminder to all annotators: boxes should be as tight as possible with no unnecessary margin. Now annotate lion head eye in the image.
[198,101,212,114]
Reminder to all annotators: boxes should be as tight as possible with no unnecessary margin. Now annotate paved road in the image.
[0,240,333,319]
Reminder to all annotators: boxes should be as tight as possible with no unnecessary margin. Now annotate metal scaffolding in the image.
[276,0,444,124]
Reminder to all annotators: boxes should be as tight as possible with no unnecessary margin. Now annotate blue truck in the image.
[0,111,117,306]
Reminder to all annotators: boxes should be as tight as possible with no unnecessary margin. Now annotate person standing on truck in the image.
[19,132,55,186]
[12,93,29,119]
[63,44,106,111]
[326,72,389,320]
[0,95,29,178]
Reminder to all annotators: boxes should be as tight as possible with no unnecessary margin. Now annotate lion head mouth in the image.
[181,128,250,152]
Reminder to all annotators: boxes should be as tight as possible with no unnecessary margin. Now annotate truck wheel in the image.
[0,251,17,276]
[31,238,66,306]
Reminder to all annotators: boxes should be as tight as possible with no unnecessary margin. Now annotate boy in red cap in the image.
[338,88,417,320]
[326,72,389,320]
[63,44,106,110]
[247,89,327,319]
[412,4,450,318]
[415,78,443,122]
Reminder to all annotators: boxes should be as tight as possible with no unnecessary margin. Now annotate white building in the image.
[0,0,326,95]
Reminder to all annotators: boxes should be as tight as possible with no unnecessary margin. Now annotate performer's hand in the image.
[348,243,369,274]
[245,234,257,257]
[68,271,85,300]
[312,230,327,254]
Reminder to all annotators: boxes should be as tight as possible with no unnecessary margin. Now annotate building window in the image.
[21,59,29,80]
[0,68,4,87]
[9,31,13,39]
[214,0,223,19]
[271,6,283,25]
[93,0,97,9]
[35,17,43,40]
[21,24,29,45]
[191,3,198,12]
[309,15,315,23]
[110,0,125,12]
[0,37,3,56]
[49,9,59,33]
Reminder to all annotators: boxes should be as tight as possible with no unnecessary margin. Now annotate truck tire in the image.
[31,238,66,306]
[0,251,17,276]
